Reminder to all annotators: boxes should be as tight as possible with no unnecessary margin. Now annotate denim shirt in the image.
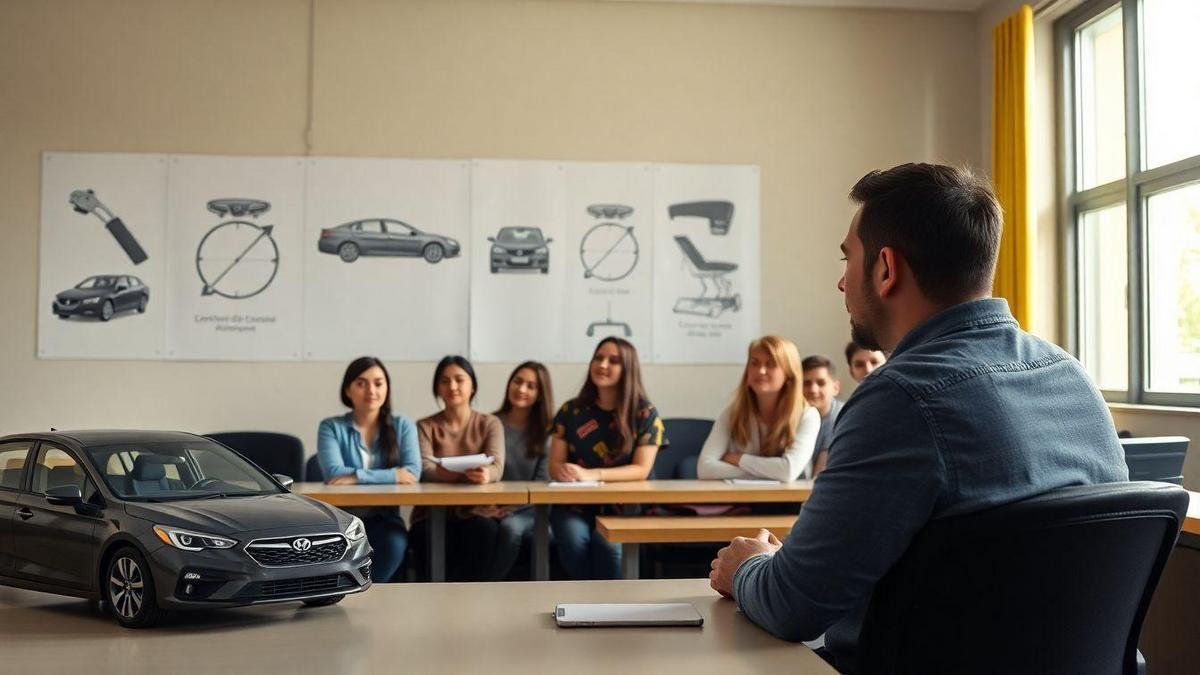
[732,298,1128,669]
[317,413,422,484]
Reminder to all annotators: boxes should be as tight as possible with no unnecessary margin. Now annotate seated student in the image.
[803,355,843,477]
[549,337,668,580]
[413,355,505,581]
[317,356,421,583]
[697,335,820,481]
[844,340,886,383]
[490,361,554,580]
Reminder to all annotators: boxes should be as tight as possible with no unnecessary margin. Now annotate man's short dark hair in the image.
[802,355,835,376]
[844,341,865,366]
[849,163,1002,305]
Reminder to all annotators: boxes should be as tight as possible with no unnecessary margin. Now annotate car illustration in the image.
[488,227,553,274]
[53,275,149,322]
[0,430,372,628]
[317,218,461,264]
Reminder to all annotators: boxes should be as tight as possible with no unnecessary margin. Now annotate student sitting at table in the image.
[490,361,554,580]
[548,337,669,580]
[413,355,505,581]
[697,335,819,481]
[317,356,422,583]
[844,339,886,383]
[803,355,843,477]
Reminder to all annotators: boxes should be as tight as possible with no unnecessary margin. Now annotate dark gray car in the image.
[53,275,149,321]
[0,430,371,628]
[317,218,461,263]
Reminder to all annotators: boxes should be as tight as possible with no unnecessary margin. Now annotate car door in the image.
[11,443,101,590]
[384,220,422,256]
[356,220,388,254]
[0,440,34,572]
[111,276,129,311]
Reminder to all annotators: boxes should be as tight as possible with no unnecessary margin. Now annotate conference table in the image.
[0,579,837,674]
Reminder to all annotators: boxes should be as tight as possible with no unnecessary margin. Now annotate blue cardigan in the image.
[317,413,421,484]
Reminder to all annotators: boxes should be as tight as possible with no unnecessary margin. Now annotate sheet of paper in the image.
[724,478,781,485]
[437,453,495,472]
[547,480,602,487]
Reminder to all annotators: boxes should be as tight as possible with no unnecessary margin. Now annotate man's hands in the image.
[709,529,782,599]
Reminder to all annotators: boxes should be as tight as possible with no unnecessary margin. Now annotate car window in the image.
[498,227,542,243]
[32,445,98,502]
[357,220,384,234]
[0,441,33,491]
[88,440,281,501]
[384,220,414,236]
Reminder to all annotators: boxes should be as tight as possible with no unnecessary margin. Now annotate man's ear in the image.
[876,247,900,298]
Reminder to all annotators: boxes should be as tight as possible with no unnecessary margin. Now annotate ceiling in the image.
[600,0,992,12]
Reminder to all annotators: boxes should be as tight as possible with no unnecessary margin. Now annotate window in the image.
[0,441,33,491]
[32,445,97,501]
[356,220,383,234]
[1059,0,1200,405]
[384,220,414,235]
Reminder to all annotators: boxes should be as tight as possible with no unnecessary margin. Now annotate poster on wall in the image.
[164,155,306,361]
[302,157,471,361]
[651,163,761,364]
[469,160,568,363]
[38,152,169,359]
[562,162,655,362]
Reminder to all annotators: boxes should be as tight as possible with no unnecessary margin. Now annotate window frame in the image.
[1057,0,1200,406]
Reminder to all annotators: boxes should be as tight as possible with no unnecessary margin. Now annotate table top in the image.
[1185,491,1200,535]
[597,515,798,544]
[292,481,536,506]
[527,479,815,504]
[0,579,835,675]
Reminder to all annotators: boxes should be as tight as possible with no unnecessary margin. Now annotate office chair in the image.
[205,431,305,483]
[1120,437,1189,485]
[673,236,741,318]
[305,454,324,482]
[651,418,714,480]
[853,481,1189,675]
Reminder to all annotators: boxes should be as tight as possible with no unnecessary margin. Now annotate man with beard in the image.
[708,163,1128,673]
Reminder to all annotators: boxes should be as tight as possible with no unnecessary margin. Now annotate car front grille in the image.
[236,573,356,600]
[245,534,348,567]
[57,298,77,306]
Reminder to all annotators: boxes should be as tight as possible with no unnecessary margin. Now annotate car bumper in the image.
[52,300,101,316]
[317,238,340,254]
[146,537,373,610]
[491,254,549,270]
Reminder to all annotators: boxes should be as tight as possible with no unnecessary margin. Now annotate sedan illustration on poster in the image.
[52,275,149,321]
[488,227,553,274]
[317,218,461,264]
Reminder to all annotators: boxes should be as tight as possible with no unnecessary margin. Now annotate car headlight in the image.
[492,246,504,255]
[535,247,548,254]
[448,239,459,247]
[82,297,101,305]
[345,516,367,542]
[153,525,237,552]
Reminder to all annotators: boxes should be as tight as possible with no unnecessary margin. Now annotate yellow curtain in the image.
[992,5,1035,329]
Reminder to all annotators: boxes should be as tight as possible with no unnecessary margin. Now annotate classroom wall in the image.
[0,0,981,457]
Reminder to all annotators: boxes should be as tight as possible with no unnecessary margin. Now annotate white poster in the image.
[651,164,761,364]
[164,155,306,361]
[38,152,168,359]
[563,162,655,362]
[303,158,471,361]
[469,160,568,363]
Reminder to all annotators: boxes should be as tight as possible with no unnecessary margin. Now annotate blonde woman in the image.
[697,335,819,481]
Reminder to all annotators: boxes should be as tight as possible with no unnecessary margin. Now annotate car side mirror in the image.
[117,285,128,291]
[487,237,495,243]
[545,238,554,244]
[46,484,83,506]
[273,474,295,489]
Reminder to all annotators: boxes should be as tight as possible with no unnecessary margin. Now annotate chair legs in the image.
[674,272,741,318]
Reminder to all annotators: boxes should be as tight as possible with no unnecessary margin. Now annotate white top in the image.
[696,404,820,481]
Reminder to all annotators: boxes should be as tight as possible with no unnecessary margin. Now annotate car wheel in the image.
[422,243,445,263]
[100,300,114,322]
[137,296,148,313]
[302,595,345,608]
[338,242,360,263]
[490,265,498,274]
[106,546,162,628]
[541,267,548,274]
[57,312,69,319]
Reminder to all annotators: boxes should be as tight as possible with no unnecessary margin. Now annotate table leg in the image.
[430,506,446,583]
[534,504,549,581]
[621,543,640,580]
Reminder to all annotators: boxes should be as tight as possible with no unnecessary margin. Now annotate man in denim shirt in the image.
[709,163,1128,672]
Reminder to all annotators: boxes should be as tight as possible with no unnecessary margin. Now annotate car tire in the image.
[338,242,360,263]
[105,545,163,628]
[422,243,445,263]
[491,265,498,274]
[100,300,115,322]
[57,312,69,319]
[137,296,148,313]
[302,594,346,608]
[540,267,548,274]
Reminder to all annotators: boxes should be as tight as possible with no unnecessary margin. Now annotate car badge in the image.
[292,537,312,552]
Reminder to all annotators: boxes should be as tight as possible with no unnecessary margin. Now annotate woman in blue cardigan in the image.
[317,356,421,582]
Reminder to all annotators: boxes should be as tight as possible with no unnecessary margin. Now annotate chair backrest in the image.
[652,418,714,480]
[204,432,305,480]
[673,235,707,268]
[1120,436,1188,485]
[855,481,1189,675]
[305,454,324,482]
[130,455,172,495]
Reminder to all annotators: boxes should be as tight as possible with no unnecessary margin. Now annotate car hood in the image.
[123,493,346,535]
[492,240,545,251]
[58,288,110,301]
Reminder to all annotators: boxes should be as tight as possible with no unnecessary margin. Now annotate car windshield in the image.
[497,227,543,243]
[76,276,117,289]
[85,440,284,501]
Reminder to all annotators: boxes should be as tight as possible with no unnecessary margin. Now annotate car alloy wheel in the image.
[100,300,114,321]
[106,546,161,628]
[339,242,360,263]
[423,243,444,263]
[137,296,147,313]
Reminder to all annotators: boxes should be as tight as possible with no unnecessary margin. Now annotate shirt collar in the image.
[890,298,1016,358]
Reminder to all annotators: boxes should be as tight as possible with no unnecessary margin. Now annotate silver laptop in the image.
[554,603,704,627]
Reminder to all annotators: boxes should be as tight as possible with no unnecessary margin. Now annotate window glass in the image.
[32,446,97,501]
[1143,0,1200,169]
[87,440,280,501]
[1079,203,1129,390]
[384,220,414,235]
[0,441,33,491]
[1146,181,1200,393]
[356,220,383,234]
[1076,6,1125,189]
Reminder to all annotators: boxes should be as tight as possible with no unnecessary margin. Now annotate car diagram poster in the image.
[469,160,569,363]
[303,158,470,361]
[38,152,169,359]
[651,164,761,364]
[563,162,655,362]
[164,155,306,361]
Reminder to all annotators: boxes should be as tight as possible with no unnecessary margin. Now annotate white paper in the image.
[547,480,602,487]
[724,479,781,485]
[436,453,495,472]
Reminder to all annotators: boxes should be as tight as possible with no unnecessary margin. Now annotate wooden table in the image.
[0,579,836,674]
[1183,490,1200,535]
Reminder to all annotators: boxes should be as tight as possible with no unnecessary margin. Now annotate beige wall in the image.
[0,0,981,456]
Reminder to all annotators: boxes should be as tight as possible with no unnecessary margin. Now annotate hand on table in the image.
[327,474,358,485]
[394,468,417,485]
[720,451,742,466]
[464,466,492,484]
[557,463,591,482]
[709,529,782,599]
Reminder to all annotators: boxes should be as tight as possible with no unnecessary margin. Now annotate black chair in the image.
[305,454,324,482]
[853,481,1189,675]
[1120,437,1189,485]
[204,432,305,482]
[651,418,713,480]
